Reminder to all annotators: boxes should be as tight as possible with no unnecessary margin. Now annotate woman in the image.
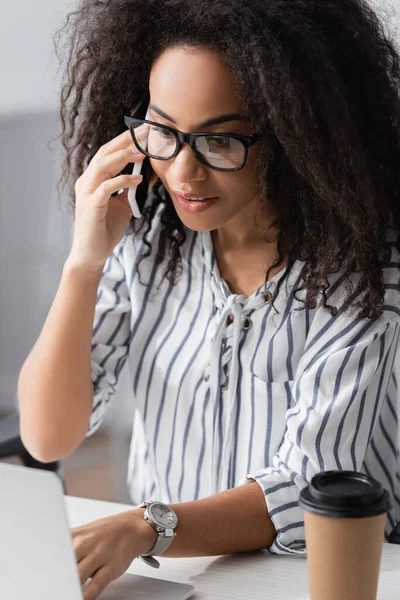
[18,0,400,598]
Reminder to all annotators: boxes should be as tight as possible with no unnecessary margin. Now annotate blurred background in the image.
[0,0,133,502]
[0,0,399,504]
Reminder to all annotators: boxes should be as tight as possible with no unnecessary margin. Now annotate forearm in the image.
[18,258,102,462]
[164,480,276,557]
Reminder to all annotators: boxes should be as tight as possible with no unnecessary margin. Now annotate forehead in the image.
[149,46,243,125]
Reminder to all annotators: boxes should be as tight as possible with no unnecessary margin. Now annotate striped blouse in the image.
[88,200,400,554]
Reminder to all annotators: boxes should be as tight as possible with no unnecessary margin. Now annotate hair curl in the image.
[56,0,400,318]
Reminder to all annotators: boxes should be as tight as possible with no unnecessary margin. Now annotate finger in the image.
[74,541,88,564]
[72,531,90,563]
[95,129,133,158]
[83,566,114,600]
[91,174,143,208]
[78,553,101,586]
[84,147,145,193]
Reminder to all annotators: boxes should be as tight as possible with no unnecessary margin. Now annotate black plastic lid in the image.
[299,471,391,518]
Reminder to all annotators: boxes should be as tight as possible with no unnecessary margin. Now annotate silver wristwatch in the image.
[139,501,178,568]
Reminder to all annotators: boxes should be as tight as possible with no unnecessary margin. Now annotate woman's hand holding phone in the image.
[68,130,144,276]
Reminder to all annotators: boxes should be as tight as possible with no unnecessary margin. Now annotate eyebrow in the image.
[149,104,249,128]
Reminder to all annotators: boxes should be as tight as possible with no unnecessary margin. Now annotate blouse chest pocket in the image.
[245,375,295,468]
[250,375,295,412]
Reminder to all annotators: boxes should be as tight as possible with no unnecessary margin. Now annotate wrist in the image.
[132,508,158,555]
[63,255,105,285]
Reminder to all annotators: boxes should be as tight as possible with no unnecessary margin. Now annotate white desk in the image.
[65,496,400,600]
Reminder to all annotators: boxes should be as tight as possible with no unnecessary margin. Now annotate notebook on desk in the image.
[0,462,194,600]
[97,572,194,599]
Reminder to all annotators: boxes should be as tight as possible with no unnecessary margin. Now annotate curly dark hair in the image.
[56,0,400,318]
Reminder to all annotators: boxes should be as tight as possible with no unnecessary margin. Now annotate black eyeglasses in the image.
[124,115,265,172]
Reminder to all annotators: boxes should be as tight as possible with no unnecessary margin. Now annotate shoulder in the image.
[289,228,400,329]
[382,226,400,318]
[382,226,400,272]
[325,227,399,323]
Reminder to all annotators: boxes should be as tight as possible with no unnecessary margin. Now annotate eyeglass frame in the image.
[123,115,266,172]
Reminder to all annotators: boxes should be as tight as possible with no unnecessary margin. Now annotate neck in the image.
[212,198,279,252]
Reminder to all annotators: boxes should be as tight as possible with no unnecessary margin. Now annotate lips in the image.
[173,190,217,201]
[172,191,219,214]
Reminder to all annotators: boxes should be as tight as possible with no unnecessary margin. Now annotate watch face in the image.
[148,503,178,529]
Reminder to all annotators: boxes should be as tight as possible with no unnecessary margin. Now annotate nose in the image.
[168,143,208,183]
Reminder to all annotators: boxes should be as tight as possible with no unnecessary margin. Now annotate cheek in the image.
[244,147,261,179]
[149,158,166,180]
[226,159,260,197]
[240,150,262,194]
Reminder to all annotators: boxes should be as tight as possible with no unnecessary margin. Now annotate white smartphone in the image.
[114,97,151,217]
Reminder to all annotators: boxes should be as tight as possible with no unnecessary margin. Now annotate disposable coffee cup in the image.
[299,471,391,600]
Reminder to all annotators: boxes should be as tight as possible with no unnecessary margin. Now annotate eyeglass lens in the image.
[131,121,246,169]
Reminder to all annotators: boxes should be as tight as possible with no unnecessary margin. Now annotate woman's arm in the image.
[18,129,143,463]
[18,259,103,462]
[18,244,132,463]
[165,479,275,556]
[248,308,400,555]
[72,481,275,600]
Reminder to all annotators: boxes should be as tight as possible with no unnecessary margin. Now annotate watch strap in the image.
[141,529,176,557]
[140,555,160,568]
[138,501,177,569]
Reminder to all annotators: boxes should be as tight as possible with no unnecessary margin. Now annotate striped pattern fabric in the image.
[88,203,400,554]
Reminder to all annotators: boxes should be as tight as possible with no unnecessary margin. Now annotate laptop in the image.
[0,462,194,600]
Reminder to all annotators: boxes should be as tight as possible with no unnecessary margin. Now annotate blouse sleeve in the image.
[248,295,399,555]
[87,240,131,436]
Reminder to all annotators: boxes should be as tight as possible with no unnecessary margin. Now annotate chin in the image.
[173,209,217,232]
[170,199,230,232]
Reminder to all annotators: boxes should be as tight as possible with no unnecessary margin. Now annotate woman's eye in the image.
[206,136,231,149]
[152,126,174,138]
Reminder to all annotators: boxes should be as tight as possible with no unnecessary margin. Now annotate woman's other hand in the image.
[72,509,157,600]
[68,130,144,276]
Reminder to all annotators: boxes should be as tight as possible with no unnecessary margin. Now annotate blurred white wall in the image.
[0,0,77,116]
[0,2,75,411]
[0,1,134,436]
[0,112,70,410]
